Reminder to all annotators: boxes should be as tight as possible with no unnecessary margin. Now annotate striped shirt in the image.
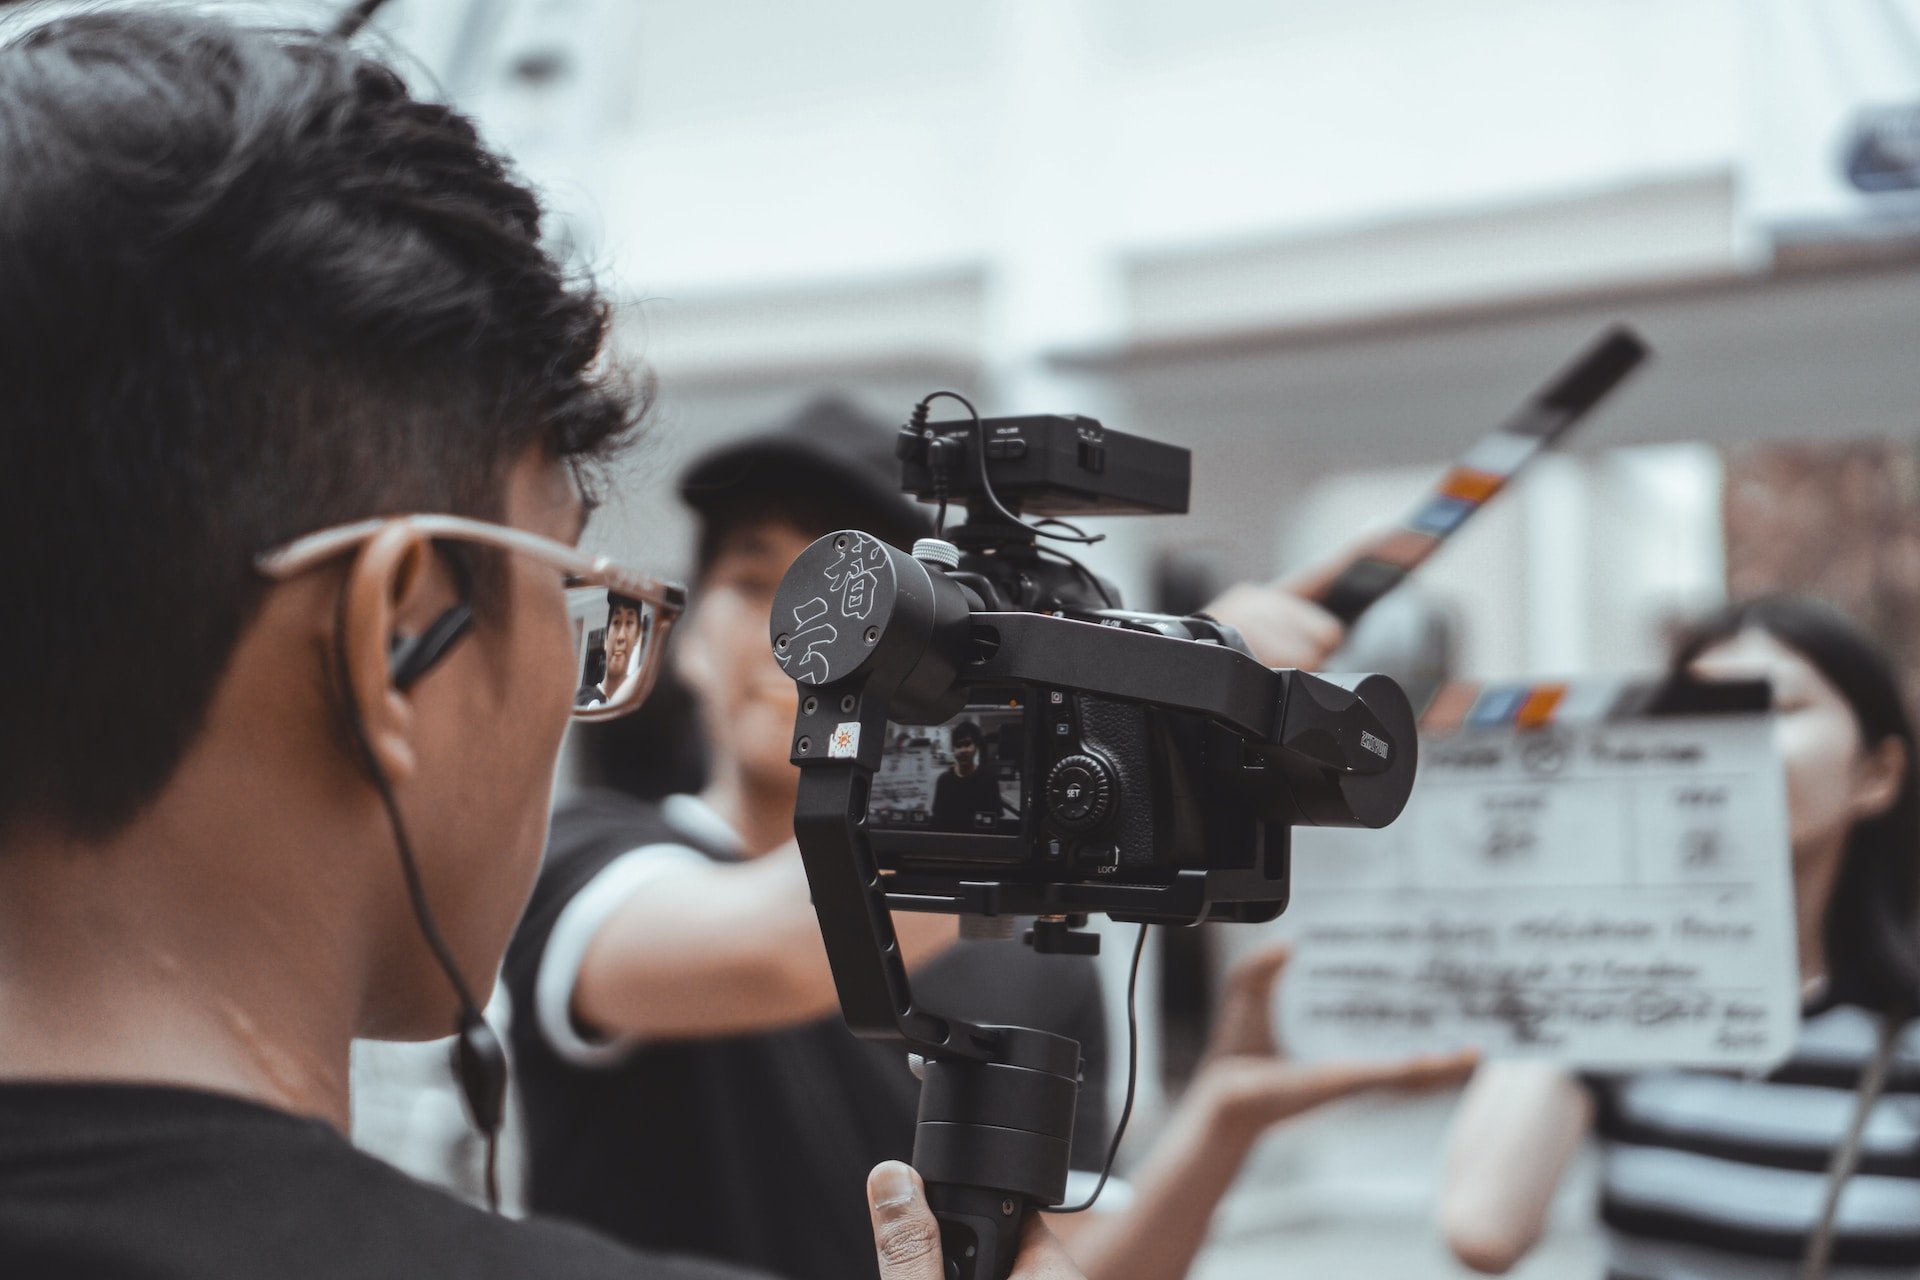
[1592,1004,1920,1280]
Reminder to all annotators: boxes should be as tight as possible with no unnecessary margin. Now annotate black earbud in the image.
[452,1009,508,1137]
[389,604,475,691]
[335,562,502,1207]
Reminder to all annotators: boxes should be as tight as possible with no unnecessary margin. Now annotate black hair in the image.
[0,9,646,839]
[606,592,644,620]
[949,722,984,750]
[1673,596,1920,1013]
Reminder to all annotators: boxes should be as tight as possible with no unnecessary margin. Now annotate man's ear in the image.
[1852,735,1910,824]
[340,523,438,785]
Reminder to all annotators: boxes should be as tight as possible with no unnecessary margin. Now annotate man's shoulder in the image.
[270,1131,766,1280]
[422,1195,764,1280]
[0,1085,770,1280]
[303,1159,769,1280]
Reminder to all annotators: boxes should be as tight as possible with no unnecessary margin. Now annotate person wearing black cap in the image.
[503,396,1473,1280]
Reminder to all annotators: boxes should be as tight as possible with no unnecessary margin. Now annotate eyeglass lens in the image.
[566,585,661,717]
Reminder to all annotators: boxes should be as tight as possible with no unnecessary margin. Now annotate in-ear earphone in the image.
[335,571,504,1209]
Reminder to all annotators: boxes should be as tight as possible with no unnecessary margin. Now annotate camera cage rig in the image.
[770,512,1417,1280]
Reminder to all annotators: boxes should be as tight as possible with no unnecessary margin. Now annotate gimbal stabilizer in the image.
[772,529,1416,1280]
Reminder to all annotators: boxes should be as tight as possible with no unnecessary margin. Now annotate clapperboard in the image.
[1278,674,1801,1069]
[1314,327,1648,626]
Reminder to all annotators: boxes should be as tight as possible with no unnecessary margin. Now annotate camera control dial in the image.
[1045,754,1114,832]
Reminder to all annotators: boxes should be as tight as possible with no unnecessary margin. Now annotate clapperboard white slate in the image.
[1278,677,1800,1069]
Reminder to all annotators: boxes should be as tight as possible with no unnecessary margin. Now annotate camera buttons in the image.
[1046,754,1113,832]
[1074,843,1121,873]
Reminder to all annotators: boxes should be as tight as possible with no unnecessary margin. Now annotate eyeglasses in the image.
[256,514,686,723]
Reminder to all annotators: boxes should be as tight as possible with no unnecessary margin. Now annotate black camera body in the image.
[801,413,1416,925]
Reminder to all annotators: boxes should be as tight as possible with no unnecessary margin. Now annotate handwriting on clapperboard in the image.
[1479,791,1544,864]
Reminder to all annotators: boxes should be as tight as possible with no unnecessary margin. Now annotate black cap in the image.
[678,395,932,552]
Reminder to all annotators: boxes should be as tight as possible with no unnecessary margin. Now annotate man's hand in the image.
[868,1162,1082,1280]
[1200,550,1358,671]
[1201,582,1344,671]
[1196,942,1476,1130]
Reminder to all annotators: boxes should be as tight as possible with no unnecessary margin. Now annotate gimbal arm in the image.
[775,531,1089,1280]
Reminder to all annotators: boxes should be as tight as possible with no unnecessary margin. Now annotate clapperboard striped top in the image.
[1590,1003,1920,1280]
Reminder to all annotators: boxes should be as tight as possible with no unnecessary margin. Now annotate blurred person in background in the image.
[1439,596,1920,1279]
[505,398,1473,1280]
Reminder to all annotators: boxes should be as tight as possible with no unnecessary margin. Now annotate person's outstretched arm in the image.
[1434,1062,1594,1274]
[1051,944,1476,1280]
[569,843,958,1043]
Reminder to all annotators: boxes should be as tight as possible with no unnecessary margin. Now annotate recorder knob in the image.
[1046,755,1113,832]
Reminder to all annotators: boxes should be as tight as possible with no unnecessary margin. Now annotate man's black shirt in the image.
[504,790,1110,1280]
[930,766,1004,830]
[0,1081,755,1280]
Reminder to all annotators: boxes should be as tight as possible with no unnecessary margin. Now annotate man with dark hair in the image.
[0,13,1057,1280]
[931,720,1004,830]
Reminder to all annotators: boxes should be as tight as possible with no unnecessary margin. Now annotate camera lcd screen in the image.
[869,691,1027,835]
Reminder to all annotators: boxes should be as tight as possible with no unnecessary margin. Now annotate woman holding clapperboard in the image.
[1438,597,1920,1280]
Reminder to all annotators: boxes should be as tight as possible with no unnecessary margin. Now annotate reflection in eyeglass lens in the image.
[570,589,652,715]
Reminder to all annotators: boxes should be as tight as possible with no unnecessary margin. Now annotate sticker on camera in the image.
[829,723,861,758]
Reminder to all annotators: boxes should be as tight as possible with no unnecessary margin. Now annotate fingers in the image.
[1213,1047,1481,1129]
[1201,582,1346,670]
[1294,1048,1480,1104]
[867,1166,1090,1280]
[1205,941,1291,1058]
[1011,1215,1088,1280]
[1223,940,1292,999]
[1364,1048,1481,1090]
[868,1162,944,1280]
[1274,534,1382,602]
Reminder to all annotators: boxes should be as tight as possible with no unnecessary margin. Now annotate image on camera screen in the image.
[869,695,1026,835]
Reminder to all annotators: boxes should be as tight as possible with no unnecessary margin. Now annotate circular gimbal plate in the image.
[770,530,903,687]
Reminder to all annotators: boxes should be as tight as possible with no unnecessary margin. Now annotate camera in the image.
[768,404,1419,1280]
[777,411,1418,928]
